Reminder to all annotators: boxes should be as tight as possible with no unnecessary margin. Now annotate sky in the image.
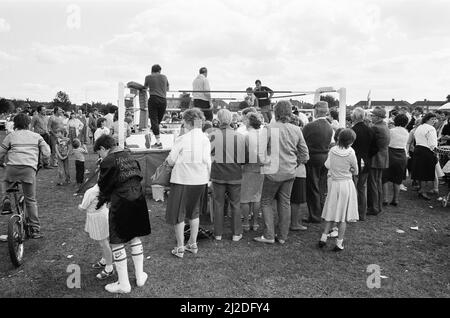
[0,0,449,106]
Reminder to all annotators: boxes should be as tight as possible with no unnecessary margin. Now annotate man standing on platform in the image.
[302,101,334,223]
[253,80,274,123]
[144,64,170,149]
[192,67,213,121]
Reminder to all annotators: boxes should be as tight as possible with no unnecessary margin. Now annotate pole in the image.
[337,88,347,128]
[118,82,125,149]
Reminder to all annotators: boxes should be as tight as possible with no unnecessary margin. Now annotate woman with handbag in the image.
[165,108,211,258]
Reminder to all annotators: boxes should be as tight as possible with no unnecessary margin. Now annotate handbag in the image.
[151,160,173,186]
[436,162,445,178]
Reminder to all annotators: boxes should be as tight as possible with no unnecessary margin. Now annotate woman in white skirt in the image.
[318,129,359,251]
[78,184,113,280]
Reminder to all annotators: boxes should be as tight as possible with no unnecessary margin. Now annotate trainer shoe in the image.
[105,282,131,294]
[30,230,44,239]
[253,235,275,244]
[399,184,407,191]
[151,142,163,149]
[1,198,12,215]
[290,225,308,231]
[232,234,243,242]
[275,236,286,244]
[92,260,106,269]
[328,228,339,238]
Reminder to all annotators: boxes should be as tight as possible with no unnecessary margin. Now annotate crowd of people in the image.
[1,69,448,294]
[163,101,450,258]
[0,105,133,237]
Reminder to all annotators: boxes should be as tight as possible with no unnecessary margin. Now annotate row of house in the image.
[160,96,449,114]
[352,99,448,114]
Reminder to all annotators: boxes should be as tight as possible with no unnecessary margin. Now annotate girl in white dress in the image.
[319,129,359,251]
[78,184,114,279]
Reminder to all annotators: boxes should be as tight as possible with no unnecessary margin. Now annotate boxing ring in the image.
[116,82,347,197]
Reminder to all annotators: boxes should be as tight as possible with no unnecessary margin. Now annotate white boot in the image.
[105,245,131,294]
[131,240,147,287]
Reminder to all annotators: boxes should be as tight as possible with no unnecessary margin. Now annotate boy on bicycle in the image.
[0,113,50,239]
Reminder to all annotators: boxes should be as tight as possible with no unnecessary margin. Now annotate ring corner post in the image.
[337,87,347,127]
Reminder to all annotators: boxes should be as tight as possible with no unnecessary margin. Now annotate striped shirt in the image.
[0,129,50,170]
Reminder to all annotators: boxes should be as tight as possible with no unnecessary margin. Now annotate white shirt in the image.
[244,94,257,107]
[414,123,438,150]
[104,113,114,129]
[192,74,211,102]
[167,128,211,185]
[297,112,309,127]
[236,125,248,136]
[94,127,110,142]
[389,126,409,152]
[67,118,84,135]
[78,184,108,215]
[295,164,306,178]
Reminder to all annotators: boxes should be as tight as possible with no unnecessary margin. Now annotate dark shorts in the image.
[109,180,151,244]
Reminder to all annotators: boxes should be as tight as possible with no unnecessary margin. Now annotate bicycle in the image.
[4,181,31,267]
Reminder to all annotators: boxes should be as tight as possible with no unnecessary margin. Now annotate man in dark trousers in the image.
[351,107,378,221]
[192,67,213,121]
[302,101,334,223]
[367,107,390,216]
[144,64,169,149]
[253,80,274,123]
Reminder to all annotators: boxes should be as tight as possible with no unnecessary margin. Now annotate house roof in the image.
[353,100,411,108]
[411,101,446,107]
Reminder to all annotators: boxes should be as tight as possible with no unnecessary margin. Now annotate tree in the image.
[0,98,15,114]
[446,95,450,103]
[179,93,192,110]
[320,94,339,109]
[52,91,72,111]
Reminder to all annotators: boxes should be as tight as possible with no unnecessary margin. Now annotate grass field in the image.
[0,131,449,298]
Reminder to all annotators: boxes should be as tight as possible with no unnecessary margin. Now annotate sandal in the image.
[184,242,198,254]
[171,246,184,258]
[92,261,106,269]
[96,268,114,280]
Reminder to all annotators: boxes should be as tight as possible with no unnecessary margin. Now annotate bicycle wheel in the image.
[7,215,24,267]
[18,195,31,238]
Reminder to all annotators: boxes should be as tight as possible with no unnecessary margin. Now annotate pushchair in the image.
[435,145,450,207]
